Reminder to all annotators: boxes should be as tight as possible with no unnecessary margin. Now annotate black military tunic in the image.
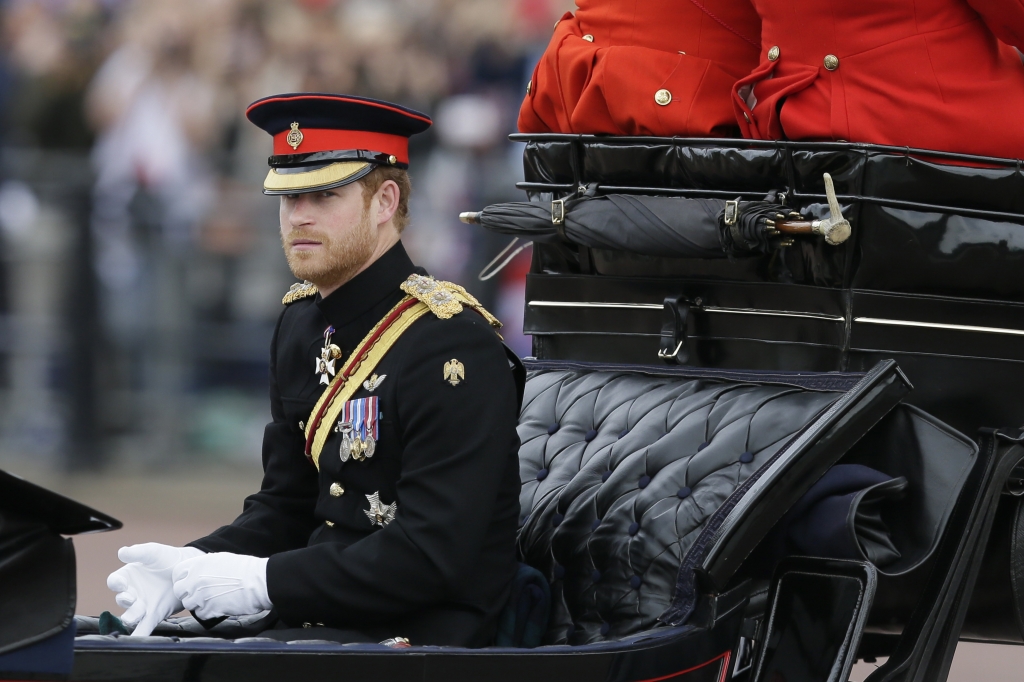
[189,243,523,647]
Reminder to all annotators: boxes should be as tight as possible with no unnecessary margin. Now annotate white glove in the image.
[171,552,272,620]
[106,543,204,637]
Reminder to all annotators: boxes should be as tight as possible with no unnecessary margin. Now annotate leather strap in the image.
[658,295,690,365]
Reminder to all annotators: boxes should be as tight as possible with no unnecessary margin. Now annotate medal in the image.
[337,421,354,462]
[316,326,342,385]
[338,397,379,463]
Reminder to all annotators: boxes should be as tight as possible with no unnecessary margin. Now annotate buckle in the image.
[551,198,565,225]
[724,200,739,226]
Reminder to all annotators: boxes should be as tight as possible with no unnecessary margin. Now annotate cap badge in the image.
[286,121,304,150]
[443,359,465,386]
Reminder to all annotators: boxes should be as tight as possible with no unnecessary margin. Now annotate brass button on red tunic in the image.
[732,0,1024,158]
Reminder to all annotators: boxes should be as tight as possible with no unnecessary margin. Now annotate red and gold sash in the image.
[301,274,502,469]
[303,296,428,468]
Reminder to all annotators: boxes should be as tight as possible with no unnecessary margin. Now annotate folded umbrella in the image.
[460,174,850,258]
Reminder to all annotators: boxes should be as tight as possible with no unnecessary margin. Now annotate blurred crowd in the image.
[0,0,567,470]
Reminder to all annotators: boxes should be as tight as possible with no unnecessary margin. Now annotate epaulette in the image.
[282,280,318,304]
[400,274,502,329]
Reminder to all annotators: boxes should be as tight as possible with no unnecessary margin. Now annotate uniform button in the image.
[388,154,398,165]
[582,34,594,42]
[824,54,839,71]
[299,421,305,431]
[526,79,532,95]
[325,520,334,527]
[743,112,751,123]
[768,45,780,62]
[654,89,672,106]
[330,482,344,496]
[302,622,312,628]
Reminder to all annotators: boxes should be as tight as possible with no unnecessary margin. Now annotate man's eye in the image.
[320,191,335,198]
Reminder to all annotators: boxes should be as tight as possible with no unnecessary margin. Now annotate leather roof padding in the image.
[517,363,843,645]
[516,360,976,646]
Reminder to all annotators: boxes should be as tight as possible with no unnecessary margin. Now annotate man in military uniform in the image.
[106,94,524,647]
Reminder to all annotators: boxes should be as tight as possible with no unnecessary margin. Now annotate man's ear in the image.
[375,180,400,228]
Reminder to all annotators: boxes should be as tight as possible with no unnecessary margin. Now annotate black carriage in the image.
[3,137,1024,682]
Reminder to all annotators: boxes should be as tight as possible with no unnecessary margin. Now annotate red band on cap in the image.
[273,128,409,162]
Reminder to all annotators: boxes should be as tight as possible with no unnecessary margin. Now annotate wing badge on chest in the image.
[362,373,386,392]
[335,396,379,463]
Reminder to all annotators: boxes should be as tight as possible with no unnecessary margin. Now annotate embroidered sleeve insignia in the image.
[400,274,502,328]
[443,359,465,386]
[282,280,318,304]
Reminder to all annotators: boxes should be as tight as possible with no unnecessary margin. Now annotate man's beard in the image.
[282,210,376,291]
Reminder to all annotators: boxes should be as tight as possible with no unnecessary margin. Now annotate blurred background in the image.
[0,0,561,474]
[0,2,1021,677]
[0,0,560,614]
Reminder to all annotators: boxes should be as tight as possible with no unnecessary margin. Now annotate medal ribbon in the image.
[341,396,377,440]
[364,396,378,440]
[304,296,428,468]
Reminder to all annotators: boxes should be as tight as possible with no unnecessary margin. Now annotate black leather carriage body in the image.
[68,359,990,682]
[517,135,1024,438]
[17,137,1024,681]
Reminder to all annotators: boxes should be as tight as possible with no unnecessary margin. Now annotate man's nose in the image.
[287,196,314,227]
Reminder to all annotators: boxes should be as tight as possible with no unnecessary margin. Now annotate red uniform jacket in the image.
[733,0,1024,158]
[519,0,761,137]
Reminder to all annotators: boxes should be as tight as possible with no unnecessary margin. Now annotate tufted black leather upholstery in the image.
[516,364,843,645]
